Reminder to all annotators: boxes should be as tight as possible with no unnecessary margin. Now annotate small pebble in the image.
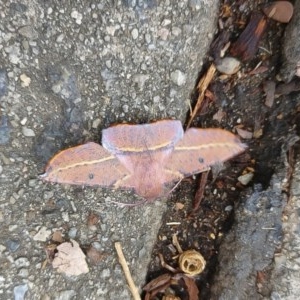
[22,127,35,137]
[92,118,101,129]
[6,239,20,252]
[101,268,111,278]
[131,28,138,40]
[216,57,240,75]
[54,290,76,300]
[62,211,69,222]
[0,116,10,144]
[33,226,51,242]
[15,257,30,268]
[18,25,38,39]
[68,227,77,239]
[18,268,29,277]
[0,69,8,98]
[238,173,254,185]
[56,34,64,43]
[225,205,233,212]
[161,19,171,26]
[14,284,28,300]
[20,117,27,125]
[28,179,37,187]
[43,191,54,200]
[170,70,186,86]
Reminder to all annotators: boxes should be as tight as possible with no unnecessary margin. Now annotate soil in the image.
[145,1,300,299]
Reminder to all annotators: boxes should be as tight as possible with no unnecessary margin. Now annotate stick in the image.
[115,242,141,300]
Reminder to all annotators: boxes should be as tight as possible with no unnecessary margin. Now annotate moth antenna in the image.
[166,177,184,197]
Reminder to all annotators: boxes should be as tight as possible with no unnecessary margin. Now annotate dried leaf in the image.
[182,275,199,300]
[143,273,172,292]
[263,1,294,23]
[52,240,89,276]
[213,108,226,122]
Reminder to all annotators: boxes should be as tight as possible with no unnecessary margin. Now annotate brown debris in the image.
[51,230,64,243]
[275,79,300,96]
[249,65,269,75]
[145,237,204,299]
[262,1,294,23]
[143,273,172,294]
[235,127,253,140]
[210,31,231,60]
[86,245,105,265]
[187,64,216,128]
[263,80,276,107]
[87,211,100,227]
[193,171,209,212]
[230,12,268,61]
[181,275,200,300]
[213,108,226,122]
[143,273,200,300]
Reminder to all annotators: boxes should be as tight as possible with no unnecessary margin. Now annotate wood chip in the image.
[187,64,216,128]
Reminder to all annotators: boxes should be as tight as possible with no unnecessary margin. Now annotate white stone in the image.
[170,70,186,86]
[131,28,138,40]
[33,227,51,242]
[22,127,35,137]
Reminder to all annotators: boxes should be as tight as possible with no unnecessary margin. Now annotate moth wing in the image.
[102,120,183,154]
[41,142,131,188]
[165,128,246,181]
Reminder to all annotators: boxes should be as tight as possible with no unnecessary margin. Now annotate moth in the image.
[41,120,246,201]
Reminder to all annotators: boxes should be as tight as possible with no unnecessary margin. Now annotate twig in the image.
[172,234,183,254]
[193,170,209,212]
[187,64,216,128]
[115,242,141,300]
